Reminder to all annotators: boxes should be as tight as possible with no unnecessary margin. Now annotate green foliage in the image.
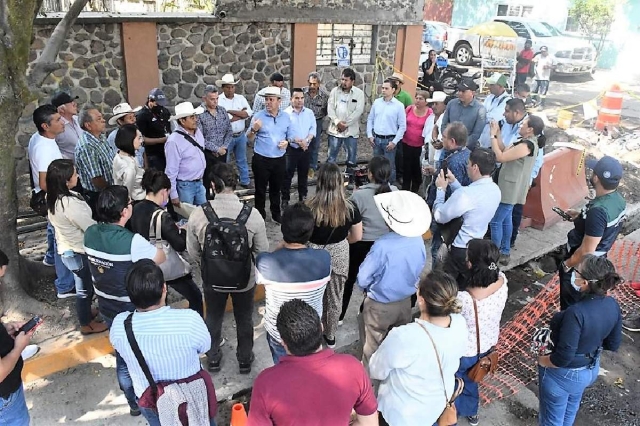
[568,0,620,54]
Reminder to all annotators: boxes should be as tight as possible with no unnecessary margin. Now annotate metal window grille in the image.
[496,4,533,17]
[316,24,373,66]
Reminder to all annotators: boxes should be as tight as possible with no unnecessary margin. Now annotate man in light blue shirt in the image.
[357,190,429,369]
[367,79,407,183]
[281,88,316,209]
[109,260,213,425]
[433,148,501,288]
[246,87,293,223]
[479,73,511,148]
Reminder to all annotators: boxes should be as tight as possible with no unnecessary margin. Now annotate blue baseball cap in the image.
[148,88,167,106]
[586,156,623,187]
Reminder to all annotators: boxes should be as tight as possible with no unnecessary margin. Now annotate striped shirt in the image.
[255,248,331,343]
[109,306,211,397]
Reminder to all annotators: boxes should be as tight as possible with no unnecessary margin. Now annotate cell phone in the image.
[14,316,43,336]
[552,207,573,221]
[441,160,449,178]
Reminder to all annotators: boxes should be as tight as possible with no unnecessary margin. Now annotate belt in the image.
[232,132,244,137]
[374,133,395,139]
[177,178,202,183]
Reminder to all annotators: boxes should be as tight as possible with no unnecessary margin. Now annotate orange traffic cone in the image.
[230,403,248,426]
[595,83,623,130]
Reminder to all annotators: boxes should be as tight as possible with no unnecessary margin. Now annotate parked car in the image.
[444,17,596,75]
[423,21,449,53]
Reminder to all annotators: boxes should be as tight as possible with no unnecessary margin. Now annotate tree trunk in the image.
[0,0,85,315]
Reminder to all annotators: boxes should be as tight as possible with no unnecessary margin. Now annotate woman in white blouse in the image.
[455,239,508,426]
[112,124,145,201]
[369,270,468,426]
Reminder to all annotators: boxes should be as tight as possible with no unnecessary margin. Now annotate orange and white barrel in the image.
[595,84,623,130]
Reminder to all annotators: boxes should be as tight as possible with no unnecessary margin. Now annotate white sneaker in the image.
[42,258,54,267]
[21,344,40,360]
[338,320,344,326]
[219,337,226,348]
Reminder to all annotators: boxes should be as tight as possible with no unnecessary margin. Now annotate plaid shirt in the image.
[303,86,329,120]
[197,104,232,152]
[252,87,291,113]
[75,131,116,192]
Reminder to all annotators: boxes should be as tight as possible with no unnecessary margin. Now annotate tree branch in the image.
[0,0,13,48]
[27,0,88,86]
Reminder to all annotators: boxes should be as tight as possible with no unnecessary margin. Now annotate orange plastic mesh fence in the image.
[480,240,640,405]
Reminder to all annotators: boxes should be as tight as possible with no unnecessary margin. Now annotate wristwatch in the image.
[560,261,573,273]
[250,128,258,134]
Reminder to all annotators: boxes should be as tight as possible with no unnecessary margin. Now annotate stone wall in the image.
[17,23,126,173]
[157,22,291,107]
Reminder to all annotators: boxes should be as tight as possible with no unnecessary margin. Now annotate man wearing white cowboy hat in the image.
[422,91,448,170]
[164,102,207,207]
[107,103,145,168]
[217,74,253,189]
[356,190,430,369]
[246,86,293,223]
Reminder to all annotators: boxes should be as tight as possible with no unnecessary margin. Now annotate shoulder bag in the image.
[124,314,217,425]
[467,298,499,383]
[149,209,191,281]
[417,321,465,426]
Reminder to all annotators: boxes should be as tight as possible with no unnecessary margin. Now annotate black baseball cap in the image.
[148,88,167,106]
[586,156,623,187]
[457,79,478,92]
[270,72,285,82]
[51,92,79,108]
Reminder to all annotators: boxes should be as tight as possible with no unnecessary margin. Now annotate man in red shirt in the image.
[248,299,378,426]
[515,39,534,86]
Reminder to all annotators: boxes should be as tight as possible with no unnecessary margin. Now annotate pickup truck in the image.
[445,17,596,75]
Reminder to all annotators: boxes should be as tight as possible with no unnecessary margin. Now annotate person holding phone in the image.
[0,249,36,426]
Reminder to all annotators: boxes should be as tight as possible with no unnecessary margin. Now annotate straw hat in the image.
[169,102,205,121]
[389,72,404,83]
[427,91,447,103]
[373,191,432,237]
[108,103,142,125]
[216,73,239,86]
[259,87,283,98]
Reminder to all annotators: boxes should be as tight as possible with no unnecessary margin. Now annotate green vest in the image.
[498,137,539,205]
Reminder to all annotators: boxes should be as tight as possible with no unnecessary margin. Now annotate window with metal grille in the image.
[496,4,534,17]
[316,24,374,66]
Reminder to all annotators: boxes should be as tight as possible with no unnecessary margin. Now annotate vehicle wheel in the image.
[440,73,459,95]
[454,43,473,66]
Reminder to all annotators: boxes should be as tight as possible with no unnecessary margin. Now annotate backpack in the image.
[201,202,253,291]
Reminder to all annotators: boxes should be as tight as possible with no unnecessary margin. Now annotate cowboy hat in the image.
[170,101,205,121]
[258,86,283,98]
[374,191,431,238]
[108,103,142,125]
[427,91,447,103]
[389,72,404,83]
[216,73,239,86]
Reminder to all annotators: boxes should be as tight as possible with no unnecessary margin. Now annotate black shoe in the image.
[622,315,640,332]
[510,241,516,249]
[468,415,479,426]
[280,200,289,212]
[130,407,141,417]
[239,353,255,374]
[272,213,282,224]
[208,358,221,373]
[323,335,336,349]
[499,254,510,266]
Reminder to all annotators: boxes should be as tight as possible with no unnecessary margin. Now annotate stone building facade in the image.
[17,11,422,178]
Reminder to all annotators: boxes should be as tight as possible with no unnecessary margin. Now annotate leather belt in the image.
[232,132,244,137]
[374,133,395,139]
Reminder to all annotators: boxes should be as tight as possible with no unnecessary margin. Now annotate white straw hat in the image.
[170,102,205,121]
[108,103,142,125]
[373,190,432,237]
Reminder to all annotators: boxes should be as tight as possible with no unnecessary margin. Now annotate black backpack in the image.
[201,202,253,291]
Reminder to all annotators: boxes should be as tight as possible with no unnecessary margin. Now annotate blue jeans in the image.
[176,180,207,205]
[455,351,492,417]
[60,251,94,326]
[490,203,515,255]
[309,118,323,171]
[0,385,29,426]
[266,332,287,365]
[538,360,600,426]
[227,134,250,185]
[327,135,357,166]
[140,406,217,426]
[45,222,55,265]
[373,137,398,183]
[103,316,138,411]
[47,222,75,294]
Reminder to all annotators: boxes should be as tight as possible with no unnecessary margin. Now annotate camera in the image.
[345,165,369,188]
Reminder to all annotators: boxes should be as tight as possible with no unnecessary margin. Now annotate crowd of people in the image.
[0,64,632,426]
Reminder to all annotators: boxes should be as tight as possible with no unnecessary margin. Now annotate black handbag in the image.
[30,190,48,217]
